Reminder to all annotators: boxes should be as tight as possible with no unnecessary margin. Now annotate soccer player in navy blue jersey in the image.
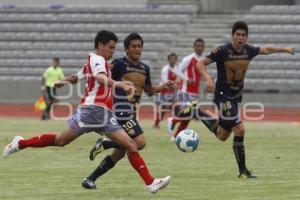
[179,21,294,178]
[82,33,174,189]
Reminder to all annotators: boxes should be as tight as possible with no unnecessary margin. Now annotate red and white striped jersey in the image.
[159,64,178,94]
[77,52,113,110]
[177,53,203,95]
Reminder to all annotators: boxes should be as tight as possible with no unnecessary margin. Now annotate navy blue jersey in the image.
[207,43,260,101]
[111,56,152,104]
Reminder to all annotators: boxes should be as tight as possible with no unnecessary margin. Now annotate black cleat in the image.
[82,179,97,190]
[89,138,104,161]
[238,169,257,179]
[179,101,198,117]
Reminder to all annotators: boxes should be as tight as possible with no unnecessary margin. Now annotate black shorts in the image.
[44,86,57,104]
[114,102,143,138]
[214,92,241,132]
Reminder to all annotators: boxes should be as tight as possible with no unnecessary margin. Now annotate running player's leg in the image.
[154,93,162,128]
[90,114,145,154]
[41,86,52,120]
[172,92,197,138]
[86,119,145,182]
[3,128,80,158]
[106,131,154,185]
[3,108,85,158]
[232,122,256,178]
[108,131,171,193]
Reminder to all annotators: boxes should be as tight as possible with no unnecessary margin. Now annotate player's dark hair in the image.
[167,52,178,60]
[124,32,144,49]
[194,38,205,46]
[232,21,248,35]
[94,30,118,49]
[53,57,59,62]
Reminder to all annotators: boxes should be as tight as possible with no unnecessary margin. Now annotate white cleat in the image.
[169,136,176,143]
[3,136,24,158]
[147,176,171,193]
[167,117,174,136]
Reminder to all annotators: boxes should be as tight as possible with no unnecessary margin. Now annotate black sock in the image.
[194,108,218,135]
[102,140,121,150]
[87,156,116,181]
[233,136,246,173]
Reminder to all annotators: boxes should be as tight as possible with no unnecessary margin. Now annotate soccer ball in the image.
[175,129,200,153]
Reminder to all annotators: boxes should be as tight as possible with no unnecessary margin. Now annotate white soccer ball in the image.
[175,129,200,153]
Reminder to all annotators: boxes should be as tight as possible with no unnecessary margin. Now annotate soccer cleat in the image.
[82,179,97,190]
[180,101,198,116]
[3,136,24,158]
[169,136,176,143]
[167,117,174,136]
[238,169,257,179]
[147,176,171,193]
[89,137,105,161]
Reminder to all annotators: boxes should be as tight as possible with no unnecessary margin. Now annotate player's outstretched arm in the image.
[196,59,215,93]
[259,47,295,55]
[143,81,175,95]
[54,74,78,88]
[95,73,135,96]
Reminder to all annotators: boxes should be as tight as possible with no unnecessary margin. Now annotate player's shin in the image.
[232,136,246,173]
[174,120,191,137]
[194,108,218,135]
[127,151,154,185]
[86,155,116,181]
[102,140,121,150]
[19,133,56,149]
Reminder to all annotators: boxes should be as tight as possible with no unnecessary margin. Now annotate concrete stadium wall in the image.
[0,79,83,104]
[1,80,300,107]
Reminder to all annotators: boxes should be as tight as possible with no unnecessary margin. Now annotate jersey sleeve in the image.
[145,66,152,87]
[111,59,120,80]
[172,65,188,81]
[178,56,190,73]
[207,47,223,63]
[160,65,169,83]
[43,67,49,78]
[247,45,260,60]
[90,54,106,76]
[77,64,85,80]
[59,68,65,80]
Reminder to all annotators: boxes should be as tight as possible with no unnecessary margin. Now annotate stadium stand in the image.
[242,5,300,92]
[0,4,196,102]
[0,2,299,105]
[0,5,196,77]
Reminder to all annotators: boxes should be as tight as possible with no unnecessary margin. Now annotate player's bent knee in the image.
[55,139,67,147]
[123,140,138,152]
[216,128,231,142]
[137,142,146,150]
[235,129,245,137]
[55,137,70,147]
[218,135,229,142]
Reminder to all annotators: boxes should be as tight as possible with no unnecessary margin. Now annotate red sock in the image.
[172,117,181,125]
[127,152,154,185]
[19,134,56,149]
[174,120,191,137]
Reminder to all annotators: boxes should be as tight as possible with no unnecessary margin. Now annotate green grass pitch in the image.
[0,117,300,200]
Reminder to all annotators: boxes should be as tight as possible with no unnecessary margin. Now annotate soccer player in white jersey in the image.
[167,38,205,141]
[154,53,181,128]
[3,30,170,193]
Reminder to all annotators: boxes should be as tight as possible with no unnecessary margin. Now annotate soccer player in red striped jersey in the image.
[3,30,170,193]
[167,38,205,141]
[153,53,183,129]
